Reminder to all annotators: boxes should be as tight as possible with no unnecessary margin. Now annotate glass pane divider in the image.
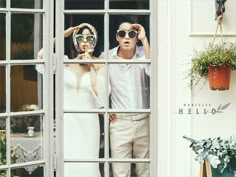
[0,61,8,65]
[64,109,105,113]
[7,160,45,169]
[5,8,44,14]
[103,12,110,177]
[8,110,44,117]
[107,159,150,163]
[64,159,107,163]
[5,10,11,174]
[63,10,150,15]
[64,158,150,163]
[107,109,151,113]
[106,60,151,64]
[63,109,151,113]
[107,9,150,15]
[64,59,151,64]
[0,113,8,118]
[8,60,45,65]
[0,8,8,13]
[63,59,106,64]
[64,10,106,14]
[0,165,8,170]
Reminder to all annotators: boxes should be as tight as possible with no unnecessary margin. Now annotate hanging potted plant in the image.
[190,42,236,90]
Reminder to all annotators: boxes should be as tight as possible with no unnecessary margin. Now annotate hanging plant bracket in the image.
[214,0,226,20]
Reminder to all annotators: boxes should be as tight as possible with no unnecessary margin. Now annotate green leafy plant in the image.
[0,172,6,177]
[0,130,6,165]
[0,130,17,177]
[183,136,236,173]
[189,42,236,88]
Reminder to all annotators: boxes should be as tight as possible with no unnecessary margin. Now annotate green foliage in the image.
[190,42,236,88]
[184,136,236,173]
[0,130,6,165]
[0,172,6,177]
[0,130,17,165]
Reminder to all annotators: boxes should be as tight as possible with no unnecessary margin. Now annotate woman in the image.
[37,23,102,177]
[63,23,101,177]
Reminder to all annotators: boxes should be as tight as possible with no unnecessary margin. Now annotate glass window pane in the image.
[108,15,150,110]
[64,113,103,159]
[63,62,106,111]
[99,115,105,159]
[64,162,103,177]
[11,165,44,177]
[11,14,43,60]
[0,13,6,61]
[108,63,150,110]
[110,0,149,9]
[0,66,6,113]
[64,15,104,58]
[0,170,7,177]
[10,65,42,112]
[11,0,43,9]
[109,15,150,50]
[109,113,150,158]
[110,163,150,177]
[64,0,104,10]
[0,122,6,165]
[10,115,43,164]
[0,0,6,8]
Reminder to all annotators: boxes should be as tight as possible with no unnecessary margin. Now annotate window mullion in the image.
[5,6,11,177]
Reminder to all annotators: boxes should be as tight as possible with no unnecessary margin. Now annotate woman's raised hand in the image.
[78,52,92,60]
[64,25,83,38]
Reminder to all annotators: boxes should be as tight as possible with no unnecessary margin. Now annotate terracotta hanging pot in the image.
[208,64,231,90]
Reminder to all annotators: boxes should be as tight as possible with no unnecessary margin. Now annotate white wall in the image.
[157,0,236,176]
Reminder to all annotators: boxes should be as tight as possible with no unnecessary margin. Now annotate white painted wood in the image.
[157,0,236,176]
[190,0,236,36]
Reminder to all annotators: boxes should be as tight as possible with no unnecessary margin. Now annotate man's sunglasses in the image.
[117,30,137,38]
[76,34,95,42]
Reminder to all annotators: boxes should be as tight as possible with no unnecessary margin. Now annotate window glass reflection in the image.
[11,14,43,60]
[10,65,41,112]
[64,15,104,58]
[110,163,150,177]
[64,162,103,177]
[11,165,44,177]
[0,120,6,165]
[109,15,150,49]
[0,66,6,113]
[0,170,6,177]
[11,0,43,9]
[0,0,6,8]
[109,113,150,160]
[0,13,6,61]
[110,0,149,9]
[10,115,43,165]
[64,0,104,10]
[108,63,150,110]
[63,113,104,159]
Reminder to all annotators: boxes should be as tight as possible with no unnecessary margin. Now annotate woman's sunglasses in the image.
[76,34,95,42]
[117,29,137,38]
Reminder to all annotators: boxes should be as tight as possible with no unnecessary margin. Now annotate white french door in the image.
[55,0,157,177]
[0,0,157,177]
[0,0,54,177]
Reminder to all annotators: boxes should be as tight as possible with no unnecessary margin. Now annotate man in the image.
[100,21,150,177]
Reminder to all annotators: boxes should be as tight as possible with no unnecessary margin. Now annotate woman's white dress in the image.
[36,60,103,177]
[63,67,101,177]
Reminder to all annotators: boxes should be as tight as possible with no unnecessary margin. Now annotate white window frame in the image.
[55,0,158,177]
[0,0,55,176]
